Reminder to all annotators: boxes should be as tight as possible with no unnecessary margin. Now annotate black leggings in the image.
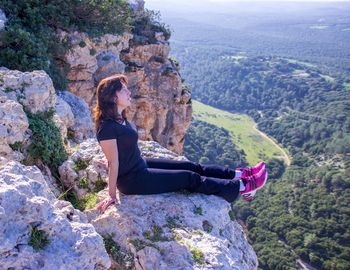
[117,157,240,203]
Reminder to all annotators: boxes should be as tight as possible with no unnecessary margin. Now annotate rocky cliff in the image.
[55,0,191,155]
[0,2,258,269]
[0,67,258,269]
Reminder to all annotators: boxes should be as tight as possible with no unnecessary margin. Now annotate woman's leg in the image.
[117,167,240,203]
[144,157,236,179]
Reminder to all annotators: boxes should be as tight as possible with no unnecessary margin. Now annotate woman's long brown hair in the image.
[93,74,129,132]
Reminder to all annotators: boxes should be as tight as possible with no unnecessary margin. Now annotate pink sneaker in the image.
[236,161,265,179]
[240,168,268,201]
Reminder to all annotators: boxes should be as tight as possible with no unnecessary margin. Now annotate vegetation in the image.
[184,118,247,167]
[28,225,50,251]
[190,246,205,266]
[131,8,171,44]
[103,233,135,269]
[61,189,97,211]
[0,0,169,89]
[143,225,171,242]
[24,107,67,178]
[187,100,290,165]
[178,48,350,269]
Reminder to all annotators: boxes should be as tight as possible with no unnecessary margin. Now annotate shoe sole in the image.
[242,170,268,201]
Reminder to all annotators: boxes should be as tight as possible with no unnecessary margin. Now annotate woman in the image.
[93,74,268,213]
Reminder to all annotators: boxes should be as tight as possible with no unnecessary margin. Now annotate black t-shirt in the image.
[96,118,147,178]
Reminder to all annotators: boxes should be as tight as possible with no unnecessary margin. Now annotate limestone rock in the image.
[59,138,108,199]
[57,22,191,156]
[86,184,258,270]
[54,95,75,140]
[58,90,94,144]
[59,138,258,269]
[122,43,192,154]
[0,161,111,269]
[0,94,29,162]
[59,139,189,200]
[56,29,132,106]
[0,69,56,114]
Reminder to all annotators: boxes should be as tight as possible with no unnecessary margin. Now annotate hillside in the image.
[186,99,290,166]
[178,49,350,269]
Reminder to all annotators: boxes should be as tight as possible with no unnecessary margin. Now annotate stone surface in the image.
[59,139,190,200]
[54,95,75,140]
[0,161,111,269]
[120,42,192,155]
[58,90,94,144]
[0,69,57,114]
[56,16,192,155]
[86,183,258,270]
[0,94,29,163]
[56,29,132,106]
[60,138,258,269]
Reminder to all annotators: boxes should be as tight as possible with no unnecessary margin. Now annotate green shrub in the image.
[0,0,133,89]
[190,247,205,265]
[132,8,171,44]
[94,175,107,192]
[25,107,67,177]
[78,177,89,189]
[103,234,135,269]
[28,226,50,251]
[73,157,89,173]
[61,189,97,211]
[9,141,24,152]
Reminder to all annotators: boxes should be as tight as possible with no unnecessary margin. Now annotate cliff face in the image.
[0,3,258,269]
[56,1,191,155]
[0,68,258,269]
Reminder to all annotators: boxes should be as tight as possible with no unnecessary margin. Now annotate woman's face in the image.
[116,83,132,109]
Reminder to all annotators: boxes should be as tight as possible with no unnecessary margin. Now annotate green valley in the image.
[192,99,290,166]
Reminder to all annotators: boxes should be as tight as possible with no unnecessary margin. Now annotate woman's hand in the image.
[96,195,120,214]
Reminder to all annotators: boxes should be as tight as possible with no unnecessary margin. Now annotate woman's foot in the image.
[236,161,265,179]
[240,168,268,201]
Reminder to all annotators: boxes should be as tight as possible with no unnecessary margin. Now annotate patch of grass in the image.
[4,87,14,93]
[166,215,183,230]
[61,189,96,211]
[143,225,170,242]
[94,175,107,192]
[128,238,164,255]
[192,99,290,165]
[73,157,89,173]
[28,226,50,251]
[9,141,24,152]
[190,246,205,265]
[103,233,135,270]
[78,177,89,189]
[82,193,97,210]
[194,206,202,215]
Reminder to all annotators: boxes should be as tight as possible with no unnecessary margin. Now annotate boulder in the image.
[0,161,111,269]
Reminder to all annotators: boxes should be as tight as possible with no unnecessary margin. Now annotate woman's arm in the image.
[99,139,119,199]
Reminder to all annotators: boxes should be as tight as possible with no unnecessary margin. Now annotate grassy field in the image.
[192,99,291,166]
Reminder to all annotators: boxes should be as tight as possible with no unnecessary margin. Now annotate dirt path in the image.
[253,124,291,166]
